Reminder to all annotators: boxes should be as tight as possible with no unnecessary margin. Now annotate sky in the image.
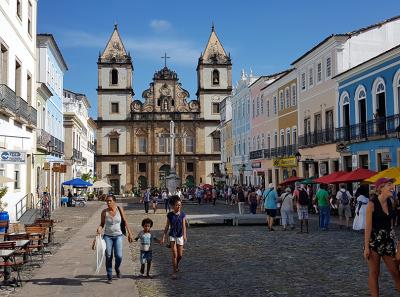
[37,0,400,118]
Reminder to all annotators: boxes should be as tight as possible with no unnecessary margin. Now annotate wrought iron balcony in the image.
[73,148,83,160]
[249,149,263,160]
[16,96,29,123]
[0,84,17,116]
[335,113,400,142]
[51,135,64,154]
[28,105,37,127]
[37,129,52,150]
[87,141,95,152]
[298,128,335,148]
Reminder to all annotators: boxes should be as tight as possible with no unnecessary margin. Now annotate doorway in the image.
[343,104,350,140]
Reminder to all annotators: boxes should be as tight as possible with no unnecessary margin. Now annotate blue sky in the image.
[38,0,400,118]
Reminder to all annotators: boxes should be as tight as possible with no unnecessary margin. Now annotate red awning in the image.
[335,168,377,183]
[279,176,304,186]
[314,171,347,184]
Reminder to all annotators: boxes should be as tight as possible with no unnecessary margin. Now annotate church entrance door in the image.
[159,164,171,189]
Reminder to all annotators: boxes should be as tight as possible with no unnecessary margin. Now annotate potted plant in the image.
[0,186,9,232]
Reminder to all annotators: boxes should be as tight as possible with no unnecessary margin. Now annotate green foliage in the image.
[0,186,8,212]
[81,173,92,181]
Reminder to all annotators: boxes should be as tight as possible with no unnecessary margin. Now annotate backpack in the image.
[298,189,309,206]
[340,191,349,205]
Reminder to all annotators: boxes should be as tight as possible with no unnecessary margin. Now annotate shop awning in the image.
[364,167,400,185]
[335,168,377,183]
[314,171,347,184]
[279,176,304,186]
[45,155,65,163]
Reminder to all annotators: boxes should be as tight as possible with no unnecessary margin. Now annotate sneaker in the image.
[107,278,112,284]
[116,270,121,278]
[140,266,145,275]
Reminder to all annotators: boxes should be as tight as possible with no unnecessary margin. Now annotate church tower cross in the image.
[161,52,171,67]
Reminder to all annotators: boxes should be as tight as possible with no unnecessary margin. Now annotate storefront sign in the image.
[0,150,26,164]
[273,157,297,167]
[52,163,61,172]
[382,152,391,163]
[43,162,50,170]
[60,164,67,173]
[336,143,348,153]
[251,162,261,169]
[319,163,327,175]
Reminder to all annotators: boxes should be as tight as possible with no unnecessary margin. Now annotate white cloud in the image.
[149,19,172,32]
[59,30,201,66]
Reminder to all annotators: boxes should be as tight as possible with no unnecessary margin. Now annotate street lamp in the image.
[295,151,302,162]
[32,141,55,164]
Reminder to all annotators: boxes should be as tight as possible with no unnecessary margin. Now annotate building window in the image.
[186,137,194,153]
[292,128,297,145]
[14,166,20,189]
[186,162,194,172]
[138,137,147,153]
[261,133,265,148]
[110,164,119,175]
[273,96,277,114]
[286,129,291,146]
[212,69,219,85]
[309,68,314,87]
[212,136,220,152]
[111,69,118,85]
[266,100,270,117]
[317,62,322,82]
[285,87,290,108]
[138,163,146,172]
[256,98,260,116]
[267,134,271,149]
[28,1,32,36]
[279,91,284,111]
[212,103,219,114]
[257,136,260,150]
[252,99,255,118]
[27,73,32,105]
[280,130,285,147]
[291,85,296,106]
[0,44,8,84]
[110,138,119,153]
[17,0,22,20]
[159,137,166,153]
[15,60,21,97]
[326,57,332,78]
[111,102,119,113]
[260,98,264,114]
[301,73,306,90]
[274,131,278,148]
[396,73,400,114]
[213,163,220,174]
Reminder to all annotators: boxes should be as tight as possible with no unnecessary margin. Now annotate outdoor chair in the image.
[5,233,31,266]
[25,226,46,263]
[0,220,9,240]
[0,241,23,287]
[34,219,55,245]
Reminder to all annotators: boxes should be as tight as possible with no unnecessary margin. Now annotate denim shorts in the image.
[140,250,152,264]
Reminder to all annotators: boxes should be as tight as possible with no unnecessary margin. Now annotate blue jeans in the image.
[103,234,123,279]
[319,206,330,229]
[164,199,170,212]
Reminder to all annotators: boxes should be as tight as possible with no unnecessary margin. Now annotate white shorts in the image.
[169,236,184,246]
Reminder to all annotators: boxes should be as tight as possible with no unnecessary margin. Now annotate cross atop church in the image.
[161,52,171,67]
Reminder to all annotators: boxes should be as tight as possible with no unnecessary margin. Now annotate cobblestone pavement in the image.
[125,200,399,297]
[4,201,103,296]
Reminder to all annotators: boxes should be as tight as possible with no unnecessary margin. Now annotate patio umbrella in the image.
[91,181,112,189]
[335,168,377,183]
[314,171,347,184]
[364,167,400,185]
[279,176,304,186]
[201,184,213,190]
[62,178,93,188]
[0,176,15,184]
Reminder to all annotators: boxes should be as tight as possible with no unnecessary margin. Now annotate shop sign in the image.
[319,163,327,175]
[53,163,61,172]
[273,157,297,167]
[60,164,67,173]
[336,143,348,153]
[252,162,261,169]
[382,152,391,163]
[0,150,26,164]
[43,162,50,170]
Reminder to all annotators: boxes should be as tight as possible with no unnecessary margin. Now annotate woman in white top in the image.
[97,194,133,282]
[280,187,295,231]
[353,185,369,231]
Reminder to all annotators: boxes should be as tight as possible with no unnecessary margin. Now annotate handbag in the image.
[117,206,127,236]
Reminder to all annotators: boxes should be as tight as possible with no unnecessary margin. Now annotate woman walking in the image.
[97,194,133,283]
[280,187,295,230]
[364,178,400,296]
[353,185,369,231]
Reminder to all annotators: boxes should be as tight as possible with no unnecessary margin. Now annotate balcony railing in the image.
[16,96,29,122]
[249,149,263,160]
[250,145,298,160]
[51,135,64,154]
[335,113,400,143]
[73,148,83,160]
[28,105,37,127]
[37,129,52,149]
[298,128,335,148]
[87,141,95,152]
[0,84,17,115]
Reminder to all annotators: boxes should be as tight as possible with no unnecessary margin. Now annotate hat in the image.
[375,177,395,189]
[285,187,291,193]
[268,183,274,188]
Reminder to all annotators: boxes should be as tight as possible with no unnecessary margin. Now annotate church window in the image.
[111,69,118,85]
[138,137,147,153]
[212,136,221,153]
[186,137,195,153]
[111,102,119,113]
[261,98,264,114]
[138,163,147,173]
[186,162,194,172]
[212,69,219,85]
[171,99,175,106]
[110,164,119,175]
[109,138,119,153]
[212,103,220,114]
[159,137,166,153]
[163,100,168,110]
[157,99,160,106]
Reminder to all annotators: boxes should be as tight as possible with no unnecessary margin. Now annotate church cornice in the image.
[196,88,232,97]
[96,153,221,161]
[97,88,134,96]
[95,118,220,125]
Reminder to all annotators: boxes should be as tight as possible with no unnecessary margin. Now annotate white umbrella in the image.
[91,181,112,189]
[0,176,14,184]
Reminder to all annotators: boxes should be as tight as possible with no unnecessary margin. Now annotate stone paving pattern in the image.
[2,199,399,296]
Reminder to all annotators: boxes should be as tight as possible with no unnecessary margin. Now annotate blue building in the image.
[336,45,400,172]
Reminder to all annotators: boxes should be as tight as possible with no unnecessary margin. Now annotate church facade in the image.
[95,25,232,193]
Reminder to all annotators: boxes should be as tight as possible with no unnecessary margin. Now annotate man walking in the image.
[296,184,309,233]
[337,184,352,229]
[316,184,330,230]
[142,188,151,213]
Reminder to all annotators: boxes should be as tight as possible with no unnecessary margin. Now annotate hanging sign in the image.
[0,150,26,164]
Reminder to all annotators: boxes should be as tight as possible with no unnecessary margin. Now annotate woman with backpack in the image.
[336,184,352,229]
[364,178,400,296]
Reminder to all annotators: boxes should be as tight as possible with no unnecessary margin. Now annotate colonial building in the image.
[0,0,38,221]
[294,16,400,177]
[219,95,232,185]
[35,33,68,210]
[63,89,94,181]
[96,25,231,193]
[336,45,400,171]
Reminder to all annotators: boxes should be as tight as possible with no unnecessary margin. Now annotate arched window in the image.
[355,85,367,125]
[292,127,297,145]
[257,136,260,150]
[279,91,284,111]
[267,133,271,149]
[291,84,297,106]
[212,69,219,85]
[274,131,278,148]
[111,69,118,85]
[341,92,350,127]
[280,129,285,147]
[286,128,291,146]
[393,69,400,114]
[285,87,290,108]
[261,133,265,148]
[373,78,386,118]
[171,99,175,106]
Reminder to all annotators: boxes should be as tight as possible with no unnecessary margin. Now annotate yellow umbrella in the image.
[364,167,400,185]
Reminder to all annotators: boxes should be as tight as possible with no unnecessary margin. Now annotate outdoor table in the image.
[0,249,15,285]
[3,240,30,263]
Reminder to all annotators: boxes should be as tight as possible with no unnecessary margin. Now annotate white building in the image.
[0,0,38,222]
